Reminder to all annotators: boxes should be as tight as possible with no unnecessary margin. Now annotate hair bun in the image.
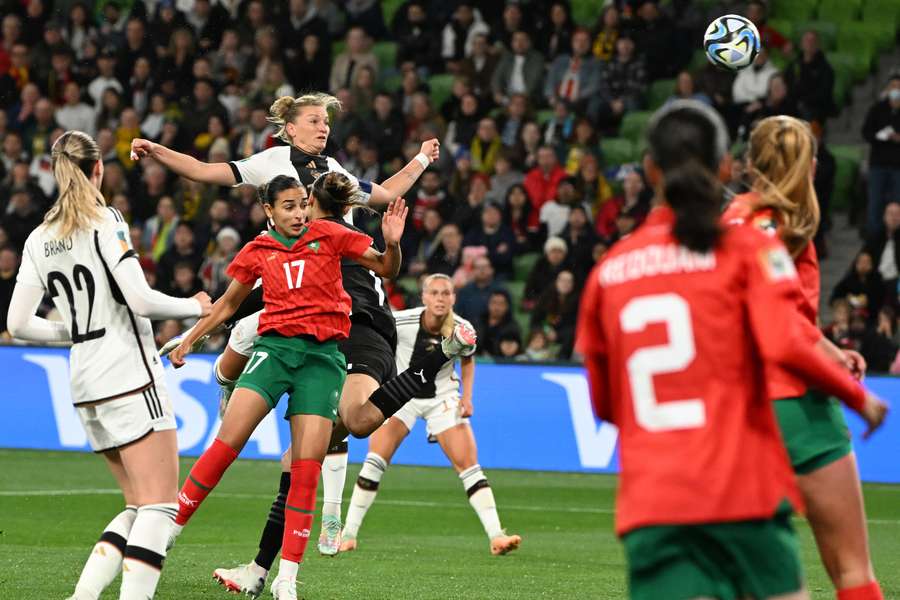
[269,96,295,122]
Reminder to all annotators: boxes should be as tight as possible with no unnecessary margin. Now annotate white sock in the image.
[71,506,137,600]
[321,443,349,520]
[119,503,177,600]
[460,465,503,539]
[276,558,298,583]
[342,452,387,539]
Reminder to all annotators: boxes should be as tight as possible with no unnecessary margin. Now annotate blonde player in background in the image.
[340,273,522,556]
[7,130,211,599]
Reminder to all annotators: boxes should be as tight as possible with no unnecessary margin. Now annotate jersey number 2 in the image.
[283,260,305,290]
[47,265,105,343]
[620,293,704,432]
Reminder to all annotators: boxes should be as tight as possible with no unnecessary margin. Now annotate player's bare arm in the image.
[170,278,253,368]
[131,138,236,186]
[459,355,475,418]
[355,198,408,278]
[370,139,439,206]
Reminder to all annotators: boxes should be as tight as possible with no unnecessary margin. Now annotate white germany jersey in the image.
[17,207,166,405]
[393,307,476,399]
[228,145,371,227]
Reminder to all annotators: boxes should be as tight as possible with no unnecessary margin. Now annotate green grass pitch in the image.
[1,449,898,599]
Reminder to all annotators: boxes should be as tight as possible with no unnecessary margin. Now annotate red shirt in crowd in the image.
[523,163,567,228]
[227,219,372,342]
[576,206,865,535]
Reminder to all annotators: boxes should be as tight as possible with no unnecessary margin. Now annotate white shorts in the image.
[77,385,176,452]
[228,311,261,357]
[393,394,469,437]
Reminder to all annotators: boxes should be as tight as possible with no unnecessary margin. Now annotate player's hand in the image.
[842,349,867,381]
[459,396,474,418]
[193,291,212,317]
[130,138,155,161]
[419,138,439,164]
[168,340,191,369]
[382,197,408,245]
[861,393,888,439]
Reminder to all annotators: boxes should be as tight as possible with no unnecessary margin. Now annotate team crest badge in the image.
[759,247,797,282]
[116,230,129,252]
[308,241,321,253]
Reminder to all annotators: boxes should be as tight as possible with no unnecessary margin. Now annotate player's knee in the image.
[279,449,291,472]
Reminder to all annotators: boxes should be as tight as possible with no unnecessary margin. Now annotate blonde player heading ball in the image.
[7,130,211,600]
[340,273,521,556]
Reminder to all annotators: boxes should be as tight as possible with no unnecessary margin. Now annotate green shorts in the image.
[623,502,803,600]
[235,334,346,421]
[775,390,852,475]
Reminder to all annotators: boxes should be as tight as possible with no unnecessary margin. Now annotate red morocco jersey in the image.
[227,219,372,341]
[576,206,803,535]
[722,192,822,399]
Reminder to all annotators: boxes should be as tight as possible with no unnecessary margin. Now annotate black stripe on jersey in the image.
[94,231,156,391]
[106,206,123,222]
[118,249,137,264]
[228,161,243,183]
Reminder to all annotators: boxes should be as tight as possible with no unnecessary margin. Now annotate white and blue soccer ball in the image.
[703,14,761,71]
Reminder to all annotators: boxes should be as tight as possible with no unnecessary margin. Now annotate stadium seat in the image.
[836,27,876,73]
[397,276,419,296]
[427,74,455,109]
[767,19,795,41]
[570,0,597,28]
[817,0,861,22]
[373,42,397,71]
[619,111,653,145]
[599,137,636,166]
[381,0,406,25]
[513,252,540,282]
[827,52,868,84]
[506,281,526,309]
[772,0,817,21]
[853,21,897,53]
[793,21,838,51]
[862,0,900,26]
[647,78,676,110]
[536,109,555,126]
[332,40,347,58]
[833,69,850,110]
[382,72,403,93]
[513,310,531,337]
[688,48,709,73]
[830,145,865,211]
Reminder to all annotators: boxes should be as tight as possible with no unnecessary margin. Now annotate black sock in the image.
[367,348,449,419]
[254,471,290,570]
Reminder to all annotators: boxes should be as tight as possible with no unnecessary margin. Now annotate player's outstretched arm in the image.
[130,138,236,186]
[356,198,408,278]
[7,283,70,342]
[169,278,252,368]
[370,139,439,207]
[113,256,211,320]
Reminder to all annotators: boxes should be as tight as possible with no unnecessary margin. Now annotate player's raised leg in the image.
[437,423,520,555]
[340,417,410,550]
[117,428,181,600]
[67,451,137,600]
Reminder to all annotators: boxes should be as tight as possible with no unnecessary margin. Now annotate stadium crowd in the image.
[0,0,897,368]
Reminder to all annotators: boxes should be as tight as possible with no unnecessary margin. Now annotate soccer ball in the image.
[703,14,761,71]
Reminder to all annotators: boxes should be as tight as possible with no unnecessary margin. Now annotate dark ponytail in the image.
[646,100,729,253]
[259,174,301,206]
[310,171,365,217]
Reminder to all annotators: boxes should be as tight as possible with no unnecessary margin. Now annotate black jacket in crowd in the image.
[862,99,900,168]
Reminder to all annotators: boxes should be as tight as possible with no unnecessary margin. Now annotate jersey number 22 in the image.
[47,265,106,343]
[620,293,705,432]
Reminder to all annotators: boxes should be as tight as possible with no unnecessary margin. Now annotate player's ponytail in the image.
[45,130,105,238]
[646,100,729,253]
[748,115,819,257]
[310,171,367,216]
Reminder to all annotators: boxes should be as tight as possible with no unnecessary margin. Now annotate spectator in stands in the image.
[491,30,545,109]
[561,118,600,175]
[596,169,649,241]
[143,195,179,262]
[200,226,240,298]
[278,0,328,64]
[405,91,445,142]
[631,0,679,81]
[62,3,96,60]
[831,251,885,320]
[0,247,18,336]
[52,81,93,137]
[453,172,489,232]
[42,46,76,106]
[496,330,525,360]
[575,153,614,218]
[545,28,601,118]
[23,97,57,158]
[456,255,506,323]
[524,145,566,229]
[786,30,834,122]
[596,35,646,131]
[524,236,569,310]
[811,120,835,258]
[441,2,490,70]
[463,202,517,279]
[512,120,542,171]
[156,221,203,295]
[0,42,30,108]
[591,5,620,62]
[860,306,899,372]
[427,223,465,277]
[471,117,502,176]
[477,289,521,357]
[291,33,330,92]
[87,45,122,108]
[403,207,443,277]
[459,33,498,101]
[1,133,26,178]
[496,94,529,149]
[542,100,575,148]
[329,26,378,94]
[560,205,597,282]
[539,176,592,237]
[531,269,578,358]
[543,2,575,61]
[487,151,524,206]
[395,1,440,75]
[746,0,791,54]
[665,70,711,107]
[741,73,797,137]
[823,297,854,349]
[449,148,474,205]
[863,201,900,303]
[3,189,42,250]
[862,75,900,235]
[494,2,527,52]
[732,46,777,108]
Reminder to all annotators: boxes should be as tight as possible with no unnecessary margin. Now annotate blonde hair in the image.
[422,273,456,338]
[748,115,820,257]
[268,93,342,144]
[45,130,105,238]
